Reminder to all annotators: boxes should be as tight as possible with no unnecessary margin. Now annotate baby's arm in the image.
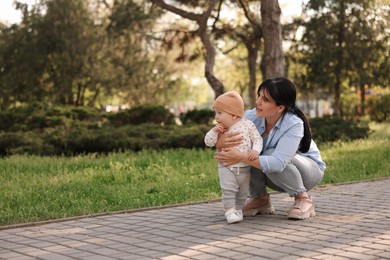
[247,149,259,161]
[204,123,226,147]
[212,123,226,133]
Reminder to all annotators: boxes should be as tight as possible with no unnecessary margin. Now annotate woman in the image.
[215,77,326,220]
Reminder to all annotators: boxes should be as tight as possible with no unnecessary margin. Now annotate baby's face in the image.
[214,108,238,128]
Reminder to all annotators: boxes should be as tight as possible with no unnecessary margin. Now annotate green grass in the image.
[0,149,220,226]
[0,122,389,226]
[320,122,390,183]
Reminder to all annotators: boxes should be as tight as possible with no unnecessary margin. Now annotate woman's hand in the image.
[215,148,262,169]
[214,147,243,166]
[215,131,242,149]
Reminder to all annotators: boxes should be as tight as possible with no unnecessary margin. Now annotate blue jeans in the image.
[250,151,324,197]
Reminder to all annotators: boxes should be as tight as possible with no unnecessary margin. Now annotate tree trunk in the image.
[261,0,285,79]
[360,83,366,116]
[244,40,260,108]
[198,10,225,98]
[334,0,345,116]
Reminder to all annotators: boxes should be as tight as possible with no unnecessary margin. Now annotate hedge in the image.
[0,104,372,156]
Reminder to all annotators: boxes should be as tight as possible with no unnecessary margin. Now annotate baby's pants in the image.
[218,165,251,210]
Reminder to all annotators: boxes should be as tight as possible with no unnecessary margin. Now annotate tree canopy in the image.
[0,0,388,116]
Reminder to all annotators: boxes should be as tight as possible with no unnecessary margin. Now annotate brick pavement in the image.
[0,178,389,259]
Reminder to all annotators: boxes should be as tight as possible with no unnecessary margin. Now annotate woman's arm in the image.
[215,131,242,149]
[214,147,263,170]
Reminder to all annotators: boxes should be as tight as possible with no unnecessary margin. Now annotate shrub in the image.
[0,106,35,131]
[366,94,390,122]
[0,131,56,156]
[0,104,103,132]
[0,105,374,156]
[180,109,214,125]
[166,125,209,149]
[0,124,210,156]
[70,106,101,121]
[66,127,129,155]
[310,116,370,143]
[108,105,175,126]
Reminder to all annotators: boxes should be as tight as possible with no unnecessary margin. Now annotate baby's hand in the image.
[212,123,226,133]
[247,149,259,161]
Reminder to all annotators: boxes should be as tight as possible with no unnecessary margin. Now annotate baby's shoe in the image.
[225,209,243,224]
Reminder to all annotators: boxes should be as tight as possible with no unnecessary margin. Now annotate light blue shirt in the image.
[245,108,326,173]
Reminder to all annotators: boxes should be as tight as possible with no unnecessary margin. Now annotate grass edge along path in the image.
[1,177,389,231]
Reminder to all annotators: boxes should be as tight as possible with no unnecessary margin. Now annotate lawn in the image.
[0,122,389,226]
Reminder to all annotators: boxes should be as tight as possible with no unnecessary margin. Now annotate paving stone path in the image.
[1,178,390,259]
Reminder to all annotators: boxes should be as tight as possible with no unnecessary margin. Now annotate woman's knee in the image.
[291,155,324,190]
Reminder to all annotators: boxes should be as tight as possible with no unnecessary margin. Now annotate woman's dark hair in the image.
[257,77,312,153]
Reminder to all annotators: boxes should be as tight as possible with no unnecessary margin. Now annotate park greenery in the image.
[0,103,372,156]
[0,122,389,227]
[0,0,389,114]
[0,0,389,226]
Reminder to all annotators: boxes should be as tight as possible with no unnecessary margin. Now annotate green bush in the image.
[166,125,210,148]
[66,127,129,154]
[0,104,374,156]
[0,132,25,155]
[41,127,69,154]
[0,107,34,131]
[310,116,370,143]
[0,104,103,131]
[108,105,175,126]
[70,106,101,121]
[366,94,390,122]
[0,131,56,156]
[0,124,210,156]
[180,109,214,125]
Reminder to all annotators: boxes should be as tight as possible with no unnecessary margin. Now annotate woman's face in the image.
[256,88,284,118]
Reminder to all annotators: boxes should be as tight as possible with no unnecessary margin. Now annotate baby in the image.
[205,91,262,224]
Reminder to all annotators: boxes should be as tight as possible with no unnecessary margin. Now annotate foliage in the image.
[0,122,389,226]
[0,103,374,156]
[296,0,390,115]
[0,0,187,109]
[0,0,109,107]
[107,105,175,126]
[320,122,390,184]
[310,116,370,143]
[0,103,102,132]
[366,94,390,122]
[340,84,360,120]
[0,149,220,225]
[180,108,214,125]
[0,124,211,156]
[1,0,389,114]
[107,0,186,107]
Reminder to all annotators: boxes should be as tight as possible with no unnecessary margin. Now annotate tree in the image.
[299,0,390,116]
[0,0,187,109]
[150,0,285,104]
[0,3,48,109]
[106,0,188,107]
[221,0,262,107]
[151,0,225,98]
[0,0,108,107]
[41,0,104,105]
[261,0,284,78]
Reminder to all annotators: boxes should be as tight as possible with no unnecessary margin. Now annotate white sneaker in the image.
[225,209,243,224]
